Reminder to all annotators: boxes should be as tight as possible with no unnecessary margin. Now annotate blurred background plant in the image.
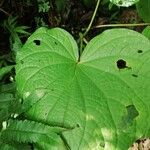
[2,16,30,59]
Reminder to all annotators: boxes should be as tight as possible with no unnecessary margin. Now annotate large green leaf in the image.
[16,27,150,150]
[136,0,150,22]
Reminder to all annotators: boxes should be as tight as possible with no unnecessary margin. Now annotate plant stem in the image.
[83,0,101,36]
[92,23,150,29]
[79,0,101,55]
[0,8,9,15]
[79,32,83,59]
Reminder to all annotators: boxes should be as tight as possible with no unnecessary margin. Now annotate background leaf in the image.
[0,92,19,123]
[55,0,67,12]
[110,0,139,7]
[0,66,14,81]
[136,0,150,22]
[1,119,66,148]
[82,0,96,8]
[142,26,150,40]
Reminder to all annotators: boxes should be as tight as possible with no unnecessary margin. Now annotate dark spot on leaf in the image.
[45,113,47,115]
[116,59,127,69]
[20,98,23,104]
[33,40,41,46]
[137,50,143,53]
[126,105,139,123]
[54,41,58,45]
[120,104,139,129]
[132,74,138,77]
[100,142,105,148]
[20,60,24,64]
[76,124,80,127]
[51,89,54,91]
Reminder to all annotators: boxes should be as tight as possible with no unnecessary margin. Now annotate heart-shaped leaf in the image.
[16,27,150,150]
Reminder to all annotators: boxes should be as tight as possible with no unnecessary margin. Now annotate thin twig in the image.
[79,0,101,55]
[83,0,101,36]
[83,38,88,44]
[92,23,150,29]
[0,8,10,16]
